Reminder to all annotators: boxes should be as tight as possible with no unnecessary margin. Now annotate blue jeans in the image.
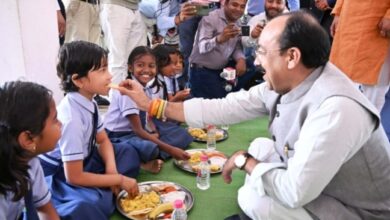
[178,16,202,88]
[234,47,259,91]
[189,66,226,98]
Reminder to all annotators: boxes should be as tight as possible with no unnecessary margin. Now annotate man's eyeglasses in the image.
[255,46,283,57]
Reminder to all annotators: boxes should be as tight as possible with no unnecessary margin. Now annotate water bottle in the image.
[172,200,187,220]
[196,154,210,190]
[206,125,216,151]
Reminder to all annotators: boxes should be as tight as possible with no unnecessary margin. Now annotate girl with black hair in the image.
[153,44,191,102]
[0,81,61,220]
[39,41,140,219]
[104,46,192,172]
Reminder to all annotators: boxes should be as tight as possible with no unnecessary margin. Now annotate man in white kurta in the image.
[0,0,63,103]
[117,11,390,220]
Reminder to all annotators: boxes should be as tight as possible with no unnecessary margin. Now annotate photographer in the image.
[189,0,247,99]
[242,0,288,48]
[155,0,223,88]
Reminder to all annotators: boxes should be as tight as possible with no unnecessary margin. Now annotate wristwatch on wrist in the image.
[234,152,252,170]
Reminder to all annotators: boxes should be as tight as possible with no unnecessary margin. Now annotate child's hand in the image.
[150,132,160,139]
[120,176,139,199]
[175,90,191,101]
[169,147,191,160]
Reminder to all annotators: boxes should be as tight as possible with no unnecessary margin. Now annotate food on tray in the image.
[160,191,187,204]
[188,128,207,140]
[117,181,193,220]
[148,202,174,220]
[210,164,221,172]
[119,191,160,214]
[188,127,224,141]
[188,151,202,164]
[191,164,221,172]
[150,183,178,194]
[120,183,184,219]
[175,149,227,174]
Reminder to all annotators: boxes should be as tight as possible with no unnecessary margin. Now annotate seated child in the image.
[0,81,60,220]
[152,45,191,102]
[104,46,192,169]
[39,41,140,219]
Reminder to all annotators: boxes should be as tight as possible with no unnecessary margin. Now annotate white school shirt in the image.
[165,76,179,95]
[183,72,375,208]
[104,89,140,132]
[43,92,104,163]
[143,78,165,99]
[104,78,165,132]
[0,158,51,220]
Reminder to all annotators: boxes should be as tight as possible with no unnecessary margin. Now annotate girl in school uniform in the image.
[153,45,191,102]
[104,46,192,169]
[0,81,60,220]
[39,41,140,219]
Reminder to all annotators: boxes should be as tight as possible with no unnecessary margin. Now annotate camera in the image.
[241,25,250,36]
[194,4,210,16]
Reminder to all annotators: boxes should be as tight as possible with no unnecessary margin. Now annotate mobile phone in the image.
[241,25,250,36]
[195,4,211,16]
[209,2,221,9]
[259,19,267,28]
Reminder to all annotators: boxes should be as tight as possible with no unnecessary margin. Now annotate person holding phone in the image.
[236,0,288,91]
[242,0,289,49]
[155,0,223,89]
[188,0,247,99]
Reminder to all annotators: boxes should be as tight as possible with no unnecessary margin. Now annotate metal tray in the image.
[173,149,228,174]
[188,128,229,143]
[116,181,194,220]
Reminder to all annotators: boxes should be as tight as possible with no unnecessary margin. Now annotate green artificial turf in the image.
[110,117,269,220]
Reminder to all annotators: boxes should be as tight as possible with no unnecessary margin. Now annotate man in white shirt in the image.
[242,0,288,48]
[117,11,390,220]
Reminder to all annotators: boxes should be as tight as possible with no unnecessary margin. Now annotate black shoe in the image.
[224,212,252,220]
[94,95,110,106]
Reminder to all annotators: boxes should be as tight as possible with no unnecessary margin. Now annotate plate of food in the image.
[187,127,228,143]
[117,181,194,220]
[173,149,228,174]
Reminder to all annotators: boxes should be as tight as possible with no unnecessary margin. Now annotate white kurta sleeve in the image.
[248,97,376,208]
[183,83,270,128]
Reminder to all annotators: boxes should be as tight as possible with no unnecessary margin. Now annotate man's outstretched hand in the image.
[117,79,151,111]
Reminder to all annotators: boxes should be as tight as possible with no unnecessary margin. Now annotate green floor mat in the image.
[111,117,268,220]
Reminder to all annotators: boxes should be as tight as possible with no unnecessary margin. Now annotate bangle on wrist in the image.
[148,99,168,120]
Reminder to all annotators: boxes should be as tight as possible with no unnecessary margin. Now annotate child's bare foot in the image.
[141,159,164,174]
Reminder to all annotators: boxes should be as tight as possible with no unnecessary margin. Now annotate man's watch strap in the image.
[240,152,252,170]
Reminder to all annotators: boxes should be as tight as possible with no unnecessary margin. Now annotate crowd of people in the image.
[1,0,390,219]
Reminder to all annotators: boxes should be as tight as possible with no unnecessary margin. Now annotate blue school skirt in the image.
[107,120,193,161]
[153,119,193,159]
[39,143,140,220]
